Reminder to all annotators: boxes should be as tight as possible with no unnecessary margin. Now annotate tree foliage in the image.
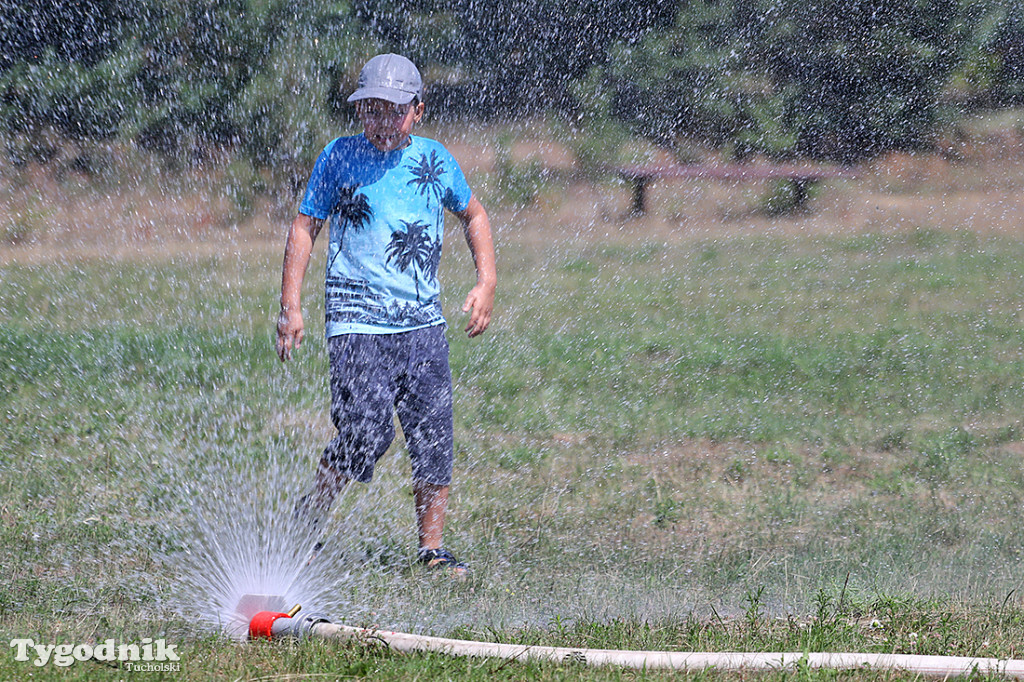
[762,0,963,161]
[0,0,370,175]
[0,0,1022,170]
[0,0,143,146]
[583,0,982,164]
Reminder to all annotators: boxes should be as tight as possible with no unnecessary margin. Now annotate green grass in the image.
[2,223,1024,679]
[460,229,1024,444]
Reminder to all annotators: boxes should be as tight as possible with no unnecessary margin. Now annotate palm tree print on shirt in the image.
[386,219,440,303]
[398,150,449,302]
[328,185,371,271]
[407,150,446,218]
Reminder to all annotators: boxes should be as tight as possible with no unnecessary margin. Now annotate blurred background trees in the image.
[1,0,1023,176]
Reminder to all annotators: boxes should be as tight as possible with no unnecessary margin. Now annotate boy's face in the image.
[356,98,425,152]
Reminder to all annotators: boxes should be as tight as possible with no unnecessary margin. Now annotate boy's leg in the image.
[396,326,464,571]
[296,333,398,545]
[294,459,349,527]
[414,481,466,573]
[413,480,449,551]
[294,461,348,565]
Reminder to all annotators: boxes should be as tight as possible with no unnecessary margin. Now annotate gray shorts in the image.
[320,325,454,486]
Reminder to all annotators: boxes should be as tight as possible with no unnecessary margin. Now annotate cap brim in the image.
[347,87,417,104]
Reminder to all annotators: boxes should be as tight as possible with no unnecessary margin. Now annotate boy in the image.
[276,54,496,574]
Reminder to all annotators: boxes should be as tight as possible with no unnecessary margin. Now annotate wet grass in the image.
[2,223,1024,679]
[460,228,1024,446]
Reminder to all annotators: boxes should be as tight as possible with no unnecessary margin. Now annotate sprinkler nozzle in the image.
[248,609,333,640]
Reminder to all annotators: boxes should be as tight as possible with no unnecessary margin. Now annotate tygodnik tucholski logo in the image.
[10,637,181,671]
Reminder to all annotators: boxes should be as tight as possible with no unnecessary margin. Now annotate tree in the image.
[581,0,795,159]
[580,0,971,164]
[130,0,293,159]
[946,1,1024,106]
[346,0,678,117]
[227,0,377,190]
[0,0,370,179]
[0,0,144,159]
[760,0,962,162]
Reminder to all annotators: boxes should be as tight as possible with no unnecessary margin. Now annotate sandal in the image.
[417,547,468,575]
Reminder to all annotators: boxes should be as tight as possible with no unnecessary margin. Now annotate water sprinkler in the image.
[247,604,302,640]
[237,596,1024,677]
[236,595,330,641]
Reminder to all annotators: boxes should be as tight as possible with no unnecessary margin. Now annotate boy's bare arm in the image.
[456,197,496,338]
[277,213,324,361]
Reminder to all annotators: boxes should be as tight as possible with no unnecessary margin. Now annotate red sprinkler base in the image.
[248,610,291,639]
[248,603,304,640]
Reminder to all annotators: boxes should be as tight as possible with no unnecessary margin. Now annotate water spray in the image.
[237,595,1024,677]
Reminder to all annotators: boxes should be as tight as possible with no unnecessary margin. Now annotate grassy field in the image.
[2,123,1024,679]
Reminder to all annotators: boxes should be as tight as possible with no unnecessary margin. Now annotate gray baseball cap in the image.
[347,54,423,105]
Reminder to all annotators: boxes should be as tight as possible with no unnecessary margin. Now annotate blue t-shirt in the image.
[300,134,472,336]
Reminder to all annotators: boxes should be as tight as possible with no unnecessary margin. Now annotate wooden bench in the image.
[616,162,860,214]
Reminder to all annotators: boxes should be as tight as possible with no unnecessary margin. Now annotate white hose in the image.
[311,622,1024,678]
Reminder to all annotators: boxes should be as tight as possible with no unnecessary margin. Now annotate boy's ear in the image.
[413,101,425,122]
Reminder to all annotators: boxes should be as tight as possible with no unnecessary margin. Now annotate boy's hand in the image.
[462,281,494,338]
[276,308,304,361]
